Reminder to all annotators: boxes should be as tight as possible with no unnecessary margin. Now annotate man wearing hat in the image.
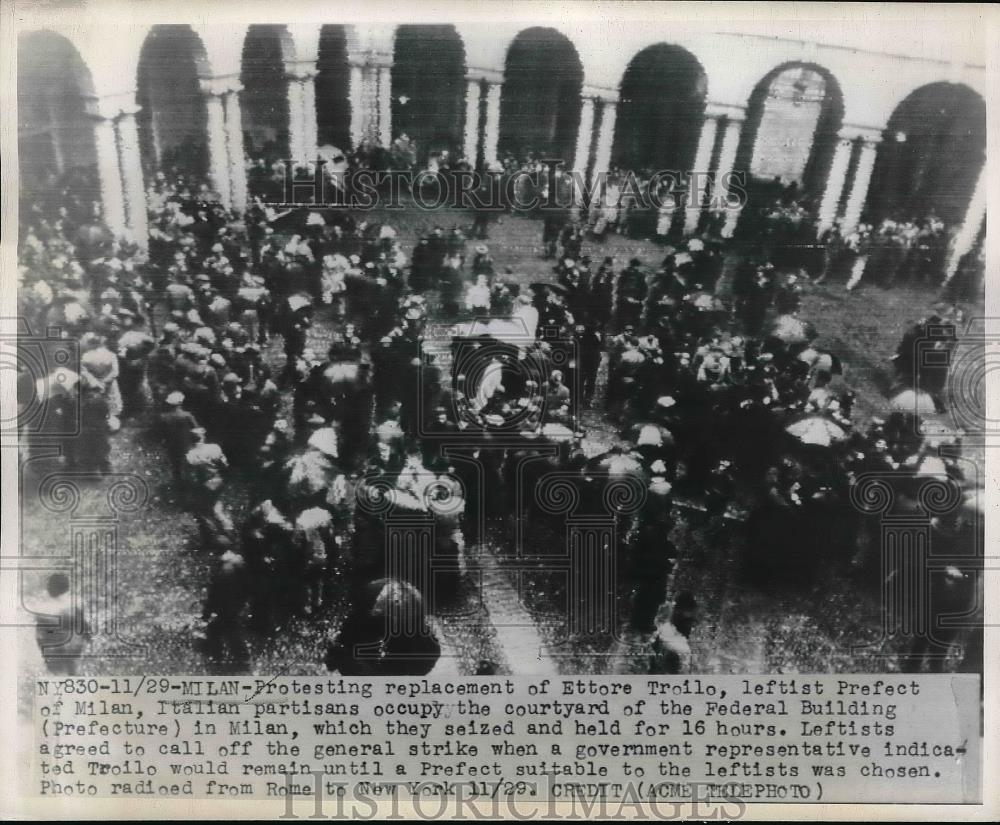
[117,321,155,419]
[160,391,199,487]
[216,373,253,463]
[147,322,181,406]
[577,320,604,405]
[470,245,493,279]
[200,549,250,672]
[615,257,648,331]
[185,427,234,547]
[543,369,571,424]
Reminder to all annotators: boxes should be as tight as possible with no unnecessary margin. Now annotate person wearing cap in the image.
[614,257,648,331]
[160,391,199,486]
[464,273,492,317]
[116,322,155,418]
[185,428,235,551]
[543,370,571,423]
[217,372,257,463]
[438,253,464,320]
[560,222,583,262]
[200,549,250,672]
[80,332,124,432]
[470,245,493,279]
[148,323,182,404]
[577,319,604,404]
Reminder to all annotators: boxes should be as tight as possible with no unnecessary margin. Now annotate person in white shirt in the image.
[513,294,539,339]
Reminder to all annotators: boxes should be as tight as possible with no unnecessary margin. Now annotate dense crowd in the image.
[17,159,982,678]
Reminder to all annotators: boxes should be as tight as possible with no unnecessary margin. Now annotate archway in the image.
[18,31,98,205]
[499,27,584,164]
[391,25,466,163]
[240,24,294,162]
[612,44,708,175]
[736,62,844,213]
[315,25,352,151]
[137,25,211,181]
[864,82,986,228]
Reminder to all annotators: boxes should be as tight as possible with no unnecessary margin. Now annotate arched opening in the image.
[612,44,708,175]
[137,25,211,182]
[18,31,99,206]
[391,25,466,163]
[864,82,986,228]
[736,62,844,214]
[240,24,293,163]
[499,27,584,164]
[315,24,352,151]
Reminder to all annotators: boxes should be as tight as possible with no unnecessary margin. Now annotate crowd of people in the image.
[18,154,982,678]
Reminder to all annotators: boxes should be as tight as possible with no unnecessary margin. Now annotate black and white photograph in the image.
[2,0,996,817]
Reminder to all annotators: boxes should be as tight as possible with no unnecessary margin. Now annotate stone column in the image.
[285,75,307,164]
[112,110,148,246]
[377,66,393,146]
[348,62,365,149]
[463,79,482,165]
[47,98,65,173]
[816,134,856,235]
[573,96,596,176]
[91,117,127,238]
[359,64,382,143]
[301,72,319,162]
[840,129,882,234]
[223,89,248,212]
[944,165,987,283]
[285,67,320,164]
[589,100,617,190]
[202,89,232,207]
[708,107,746,237]
[482,82,502,168]
[683,112,721,234]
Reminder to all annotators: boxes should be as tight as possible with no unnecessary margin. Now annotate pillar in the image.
[348,62,365,148]
[463,79,482,165]
[203,90,232,206]
[223,90,248,211]
[710,109,746,237]
[113,110,148,246]
[301,73,319,163]
[377,66,392,146]
[482,82,502,168]
[47,98,65,173]
[285,75,307,164]
[92,117,127,237]
[359,64,383,143]
[285,68,320,164]
[683,112,721,234]
[944,165,987,283]
[573,96,596,175]
[816,134,855,235]
[840,129,882,233]
[589,100,617,189]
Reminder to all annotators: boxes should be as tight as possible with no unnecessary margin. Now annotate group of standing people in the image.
[19,155,981,677]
